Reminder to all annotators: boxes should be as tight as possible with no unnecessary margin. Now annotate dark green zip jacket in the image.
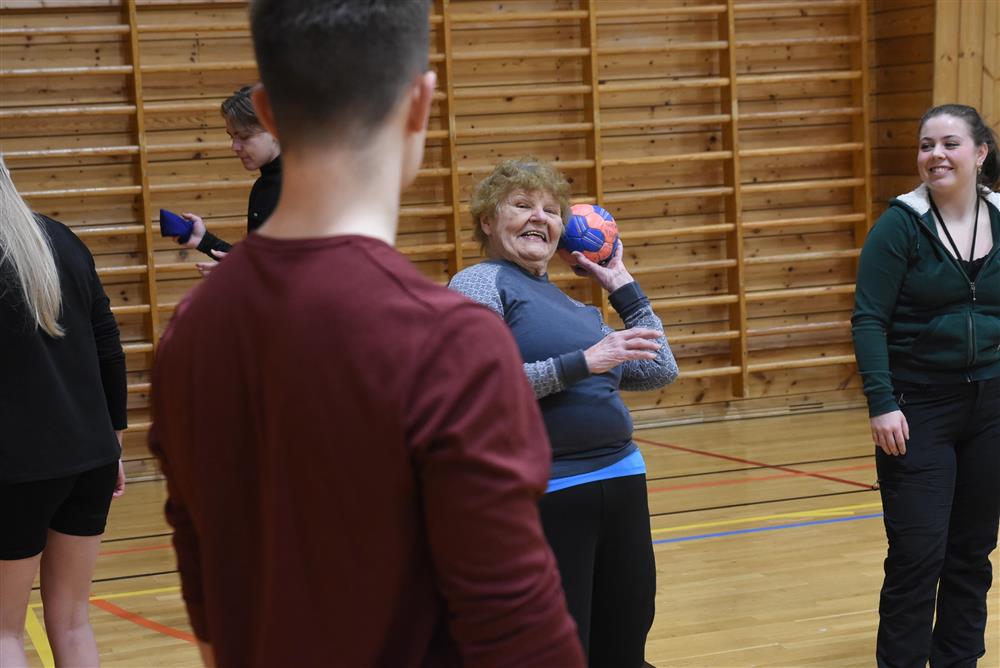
[852,185,1000,417]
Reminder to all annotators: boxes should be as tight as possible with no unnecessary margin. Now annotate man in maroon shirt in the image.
[148,1,584,666]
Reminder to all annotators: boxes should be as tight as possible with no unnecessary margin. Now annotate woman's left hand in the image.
[572,240,634,293]
[113,431,125,498]
[196,249,228,277]
[113,459,126,498]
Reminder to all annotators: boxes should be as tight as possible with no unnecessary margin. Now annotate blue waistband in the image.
[546,449,646,494]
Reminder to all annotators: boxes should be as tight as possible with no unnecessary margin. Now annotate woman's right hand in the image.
[870,410,909,456]
[572,241,634,294]
[584,328,661,375]
[182,212,207,249]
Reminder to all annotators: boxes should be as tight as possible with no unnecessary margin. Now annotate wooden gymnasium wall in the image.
[933,0,1000,129]
[868,0,934,208]
[2,0,880,476]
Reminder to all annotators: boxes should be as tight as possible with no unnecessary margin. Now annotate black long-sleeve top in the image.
[195,156,282,258]
[0,215,126,483]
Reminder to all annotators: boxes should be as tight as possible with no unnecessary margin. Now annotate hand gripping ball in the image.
[159,209,193,244]
[557,203,619,266]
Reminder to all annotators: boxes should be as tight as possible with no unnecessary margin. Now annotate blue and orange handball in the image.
[557,203,620,266]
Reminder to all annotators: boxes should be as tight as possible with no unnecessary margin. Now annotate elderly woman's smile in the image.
[482,189,564,275]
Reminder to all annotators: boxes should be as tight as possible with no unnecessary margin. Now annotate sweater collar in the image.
[892,183,1000,246]
[490,258,549,281]
[894,183,1000,216]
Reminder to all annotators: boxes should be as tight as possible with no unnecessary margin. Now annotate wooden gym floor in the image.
[22,407,1000,667]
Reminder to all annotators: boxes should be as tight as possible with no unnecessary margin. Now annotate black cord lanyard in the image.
[928,192,980,263]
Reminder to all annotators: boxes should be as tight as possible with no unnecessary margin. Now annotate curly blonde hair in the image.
[470,158,572,252]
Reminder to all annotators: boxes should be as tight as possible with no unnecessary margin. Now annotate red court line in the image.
[635,437,873,490]
[90,598,196,644]
[647,463,873,494]
[100,544,171,557]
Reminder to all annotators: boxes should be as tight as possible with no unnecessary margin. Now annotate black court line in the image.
[649,487,876,518]
[119,476,164,486]
[644,453,874,483]
[32,569,178,592]
[102,531,172,544]
[90,569,177,585]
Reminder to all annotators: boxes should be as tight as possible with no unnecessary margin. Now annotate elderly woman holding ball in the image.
[449,157,678,667]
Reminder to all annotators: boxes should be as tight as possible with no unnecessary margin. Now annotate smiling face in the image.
[225,117,280,171]
[481,188,564,274]
[917,114,988,196]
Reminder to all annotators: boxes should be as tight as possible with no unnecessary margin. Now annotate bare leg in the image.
[0,554,42,668]
[39,531,102,667]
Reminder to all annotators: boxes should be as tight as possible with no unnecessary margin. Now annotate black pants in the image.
[876,377,1000,668]
[539,474,655,668]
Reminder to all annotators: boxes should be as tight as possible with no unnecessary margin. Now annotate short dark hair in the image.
[220,85,261,134]
[250,0,430,149]
[919,104,1000,190]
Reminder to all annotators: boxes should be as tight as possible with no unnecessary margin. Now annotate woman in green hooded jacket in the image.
[853,104,1000,668]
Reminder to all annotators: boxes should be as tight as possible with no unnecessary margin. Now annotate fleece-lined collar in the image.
[895,183,1000,216]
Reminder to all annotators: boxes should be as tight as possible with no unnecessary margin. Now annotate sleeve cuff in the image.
[555,350,590,385]
[195,232,217,255]
[867,394,899,418]
[196,232,231,258]
[609,281,646,317]
[101,358,129,429]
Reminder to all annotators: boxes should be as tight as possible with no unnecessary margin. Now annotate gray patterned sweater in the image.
[450,259,678,478]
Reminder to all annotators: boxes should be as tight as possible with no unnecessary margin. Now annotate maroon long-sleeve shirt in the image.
[148,234,583,667]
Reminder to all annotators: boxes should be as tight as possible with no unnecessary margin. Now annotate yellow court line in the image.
[29,585,181,610]
[651,501,883,535]
[24,607,54,668]
[20,503,885,623]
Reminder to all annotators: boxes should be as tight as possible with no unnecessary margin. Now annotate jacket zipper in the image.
[909,207,998,373]
[963,229,1000,370]
[968,306,976,367]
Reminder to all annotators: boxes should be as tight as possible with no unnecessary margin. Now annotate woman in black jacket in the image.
[181,84,282,275]
[0,156,127,666]
[852,104,1000,668]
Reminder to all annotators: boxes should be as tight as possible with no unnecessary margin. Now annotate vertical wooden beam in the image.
[582,0,608,317]
[438,0,465,279]
[934,1,999,124]
[718,0,748,399]
[934,0,960,104]
[957,0,985,105]
[984,0,999,131]
[851,0,873,240]
[852,0,874,393]
[123,0,161,347]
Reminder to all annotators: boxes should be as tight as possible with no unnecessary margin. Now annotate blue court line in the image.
[653,512,884,545]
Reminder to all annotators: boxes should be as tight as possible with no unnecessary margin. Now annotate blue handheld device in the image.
[159,209,194,244]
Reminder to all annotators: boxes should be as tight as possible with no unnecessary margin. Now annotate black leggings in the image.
[876,377,1000,668]
[539,474,655,668]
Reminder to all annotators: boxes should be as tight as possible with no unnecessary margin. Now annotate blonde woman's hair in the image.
[470,157,572,253]
[0,156,64,337]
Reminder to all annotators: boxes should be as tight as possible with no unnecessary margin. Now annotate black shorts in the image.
[0,461,118,560]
